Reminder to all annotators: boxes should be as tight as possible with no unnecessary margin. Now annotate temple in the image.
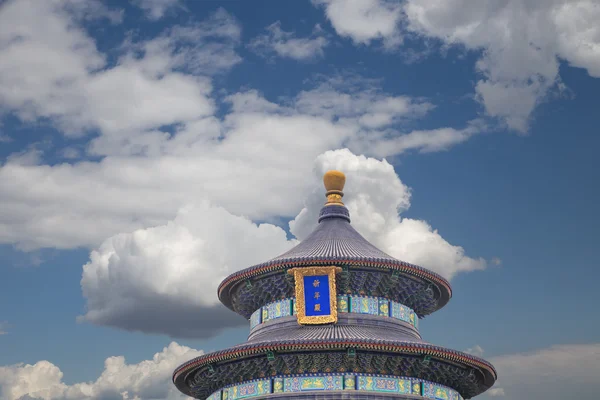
[173,170,497,399]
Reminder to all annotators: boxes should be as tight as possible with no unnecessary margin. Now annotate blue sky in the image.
[0,0,599,399]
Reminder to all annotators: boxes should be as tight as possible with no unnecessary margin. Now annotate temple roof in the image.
[173,337,497,399]
[174,171,497,399]
[218,172,452,315]
[247,321,423,344]
[272,206,396,261]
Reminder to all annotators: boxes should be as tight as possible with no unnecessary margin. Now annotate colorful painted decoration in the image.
[224,379,271,400]
[249,309,261,329]
[343,374,356,390]
[249,295,419,329]
[206,391,221,400]
[284,375,343,392]
[379,298,390,316]
[423,381,455,399]
[337,295,349,313]
[273,378,284,393]
[350,295,379,315]
[208,374,463,399]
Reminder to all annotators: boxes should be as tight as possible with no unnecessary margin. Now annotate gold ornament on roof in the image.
[323,170,345,206]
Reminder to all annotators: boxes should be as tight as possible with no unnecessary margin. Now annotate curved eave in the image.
[173,339,496,395]
[217,258,452,315]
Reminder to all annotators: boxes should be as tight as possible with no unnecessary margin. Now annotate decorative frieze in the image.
[207,374,462,399]
[250,295,419,329]
[222,379,271,400]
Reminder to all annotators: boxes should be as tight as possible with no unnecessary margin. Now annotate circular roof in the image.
[218,205,452,315]
[173,337,497,399]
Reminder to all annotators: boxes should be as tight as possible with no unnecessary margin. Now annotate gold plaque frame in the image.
[288,266,342,325]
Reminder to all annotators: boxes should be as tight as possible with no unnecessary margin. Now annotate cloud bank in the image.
[0,0,490,255]
[80,149,486,338]
[0,342,200,400]
[316,0,600,132]
[483,343,600,399]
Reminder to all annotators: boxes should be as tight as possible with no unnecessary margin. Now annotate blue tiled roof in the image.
[218,204,452,316]
[271,206,394,261]
[246,323,424,345]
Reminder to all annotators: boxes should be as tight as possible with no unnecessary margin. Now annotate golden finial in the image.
[323,170,345,205]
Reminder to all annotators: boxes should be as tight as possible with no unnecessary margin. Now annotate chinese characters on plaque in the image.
[288,266,341,325]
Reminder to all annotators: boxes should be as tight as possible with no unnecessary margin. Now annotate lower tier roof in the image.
[247,317,421,344]
[173,337,497,399]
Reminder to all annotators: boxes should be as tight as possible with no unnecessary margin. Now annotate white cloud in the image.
[315,0,600,132]
[293,80,434,126]
[79,201,296,337]
[126,8,242,76]
[133,0,183,20]
[290,149,486,281]
[486,388,506,397]
[481,343,600,400]
[0,0,106,129]
[0,1,239,138]
[0,76,482,251]
[350,120,486,157]
[0,4,489,340]
[313,0,403,48]
[0,342,199,400]
[60,147,81,160]
[78,149,486,337]
[404,0,600,132]
[0,1,488,254]
[0,321,8,335]
[249,22,329,61]
[464,345,485,358]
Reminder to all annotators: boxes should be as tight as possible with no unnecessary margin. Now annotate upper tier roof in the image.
[217,171,452,316]
[274,205,396,260]
[218,206,451,314]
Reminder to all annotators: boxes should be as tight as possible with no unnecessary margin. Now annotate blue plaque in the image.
[303,275,331,316]
[289,266,341,325]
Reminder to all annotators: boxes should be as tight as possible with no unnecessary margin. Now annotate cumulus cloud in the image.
[290,149,486,281]
[79,201,296,337]
[0,1,488,254]
[313,0,404,48]
[0,76,483,251]
[77,149,486,337]
[0,342,200,400]
[0,3,489,340]
[481,343,600,400]
[315,0,600,132]
[406,0,600,131]
[0,1,239,137]
[249,22,329,61]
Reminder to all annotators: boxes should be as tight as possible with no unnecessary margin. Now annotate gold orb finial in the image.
[323,170,345,205]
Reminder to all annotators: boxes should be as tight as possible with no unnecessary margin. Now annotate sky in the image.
[0,0,599,399]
